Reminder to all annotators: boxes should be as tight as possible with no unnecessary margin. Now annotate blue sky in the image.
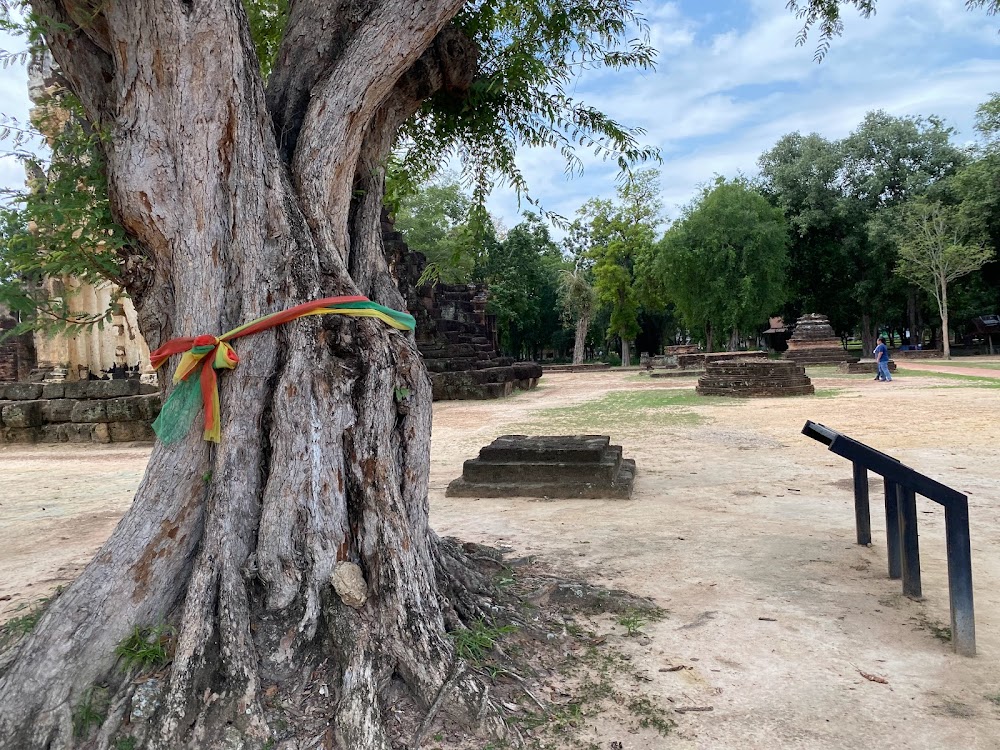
[1,0,999,234]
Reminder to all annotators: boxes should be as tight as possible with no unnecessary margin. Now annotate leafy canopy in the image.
[655,177,789,346]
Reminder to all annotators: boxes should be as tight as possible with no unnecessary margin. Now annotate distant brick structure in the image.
[0,313,35,383]
[697,358,815,397]
[386,215,542,400]
[784,313,857,366]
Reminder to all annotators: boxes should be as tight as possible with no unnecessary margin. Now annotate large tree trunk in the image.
[860,312,876,356]
[572,314,589,365]
[0,3,505,749]
[620,338,631,367]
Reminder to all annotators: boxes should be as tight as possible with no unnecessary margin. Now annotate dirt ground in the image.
[2,360,1000,748]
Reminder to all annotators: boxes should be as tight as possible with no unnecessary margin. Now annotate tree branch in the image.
[289,0,467,268]
[31,0,115,126]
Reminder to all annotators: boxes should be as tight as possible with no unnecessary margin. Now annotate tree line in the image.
[398,97,999,363]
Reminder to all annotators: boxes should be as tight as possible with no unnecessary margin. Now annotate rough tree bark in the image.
[0,2,508,748]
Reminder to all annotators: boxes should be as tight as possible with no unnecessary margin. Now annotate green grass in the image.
[0,591,61,650]
[73,687,108,739]
[511,388,734,433]
[449,619,518,663]
[907,359,1000,370]
[895,368,1000,388]
[115,624,174,674]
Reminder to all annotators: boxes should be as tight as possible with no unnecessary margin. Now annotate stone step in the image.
[462,451,622,484]
[697,384,815,397]
[479,434,612,464]
[446,459,636,500]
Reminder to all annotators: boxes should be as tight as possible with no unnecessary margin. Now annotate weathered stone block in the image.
[108,421,155,442]
[106,396,146,422]
[40,424,69,443]
[63,379,141,399]
[2,383,43,400]
[41,383,66,399]
[1,426,42,443]
[92,423,111,443]
[42,399,76,423]
[2,400,44,428]
[71,400,109,423]
[63,423,97,442]
[447,435,636,500]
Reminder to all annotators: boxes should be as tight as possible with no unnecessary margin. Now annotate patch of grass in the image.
[73,686,108,739]
[115,624,174,674]
[987,693,1000,707]
[628,696,676,736]
[114,738,137,750]
[914,614,953,643]
[895,368,1000,388]
[0,590,61,650]
[617,609,647,636]
[450,619,518,663]
[511,388,733,433]
[814,388,845,398]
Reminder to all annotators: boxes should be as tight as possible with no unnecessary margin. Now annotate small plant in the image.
[0,591,60,650]
[628,696,675,736]
[115,624,174,673]
[73,686,108,739]
[987,692,1000,707]
[393,386,411,402]
[495,567,516,589]
[618,609,646,636]
[114,738,137,750]
[450,619,518,663]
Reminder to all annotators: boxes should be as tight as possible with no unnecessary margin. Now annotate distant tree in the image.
[482,214,566,358]
[656,178,788,351]
[558,263,597,364]
[584,168,663,366]
[392,175,479,283]
[757,132,856,333]
[893,200,994,358]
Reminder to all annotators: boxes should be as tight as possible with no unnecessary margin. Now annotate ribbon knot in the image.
[149,296,416,444]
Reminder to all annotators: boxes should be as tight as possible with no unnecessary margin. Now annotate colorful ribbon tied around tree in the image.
[149,296,416,444]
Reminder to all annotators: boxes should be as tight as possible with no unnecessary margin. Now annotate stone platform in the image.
[697,359,815,397]
[784,313,856,365]
[839,360,898,375]
[676,350,767,370]
[446,435,636,500]
[0,378,160,444]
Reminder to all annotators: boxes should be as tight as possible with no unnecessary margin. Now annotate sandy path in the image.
[2,369,999,748]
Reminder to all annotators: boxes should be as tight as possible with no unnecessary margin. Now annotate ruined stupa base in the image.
[839,360,897,375]
[446,435,636,500]
[697,358,814,397]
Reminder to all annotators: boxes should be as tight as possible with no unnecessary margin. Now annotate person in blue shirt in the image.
[874,336,892,382]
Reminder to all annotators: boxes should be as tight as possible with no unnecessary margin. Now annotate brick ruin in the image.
[697,358,815,397]
[783,313,857,366]
[0,311,35,383]
[0,379,160,444]
[446,435,636,499]
[386,217,542,400]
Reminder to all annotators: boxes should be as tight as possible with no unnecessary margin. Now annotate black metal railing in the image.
[802,420,976,656]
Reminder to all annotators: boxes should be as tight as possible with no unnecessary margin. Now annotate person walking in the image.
[874,336,892,382]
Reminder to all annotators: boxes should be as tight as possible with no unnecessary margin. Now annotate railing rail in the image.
[802,420,975,656]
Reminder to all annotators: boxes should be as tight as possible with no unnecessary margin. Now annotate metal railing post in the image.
[896,485,922,599]
[852,462,872,545]
[884,479,901,580]
[945,501,976,656]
